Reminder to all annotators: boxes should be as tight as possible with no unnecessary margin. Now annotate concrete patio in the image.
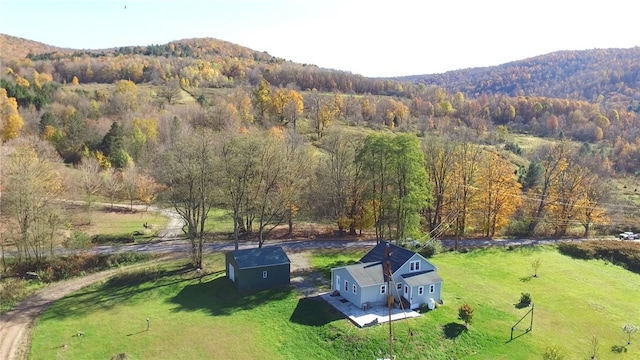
[319,292,421,328]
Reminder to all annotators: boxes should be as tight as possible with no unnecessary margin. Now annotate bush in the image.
[91,233,135,244]
[557,241,640,274]
[458,303,474,327]
[419,240,443,258]
[63,230,92,250]
[519,292,532,306]
[542,345,566,360]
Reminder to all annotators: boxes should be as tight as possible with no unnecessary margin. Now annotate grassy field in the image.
[70,204,169,242]
[29,246,640,359]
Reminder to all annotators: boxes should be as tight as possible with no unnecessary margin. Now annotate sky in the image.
[1,0,639,78]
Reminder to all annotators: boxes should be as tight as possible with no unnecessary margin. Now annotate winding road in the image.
[0,206,606,360]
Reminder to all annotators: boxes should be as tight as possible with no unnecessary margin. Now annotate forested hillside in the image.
[398,48,640,108]
[2,34,640,265]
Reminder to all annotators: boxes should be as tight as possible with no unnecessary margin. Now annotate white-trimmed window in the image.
[380,284,386,294]
[262,271,268,279]
[410,260,420,272]
[353,284,357,294]
[418,286,424,295]
[429,284,435,293]
[345,280,349,292]
[397,283,402,291]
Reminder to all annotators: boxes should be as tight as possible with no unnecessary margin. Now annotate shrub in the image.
[542,345,565,360]
[419,240,443,258]
[519,292,532,306]
[63,230,92,250]
[458,303,474,327]
[91,233,135,244]
[557,241,640,274]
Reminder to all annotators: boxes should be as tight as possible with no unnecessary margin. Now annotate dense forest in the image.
[2,33,640,266]
[398,48,640,108]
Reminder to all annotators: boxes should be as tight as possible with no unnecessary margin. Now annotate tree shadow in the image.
[442,322,467,339]
[519,275,532,282]
[169,277,293,316]
[611,344,628,353]
[514,302,531,309]
[43,264,195,320]
[289,295,344,326]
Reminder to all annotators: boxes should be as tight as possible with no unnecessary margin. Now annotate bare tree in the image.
[156,127,218,268]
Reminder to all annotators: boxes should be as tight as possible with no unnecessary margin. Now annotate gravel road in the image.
[0,205,595,360]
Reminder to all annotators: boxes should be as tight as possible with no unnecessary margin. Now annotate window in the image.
[262,271,268,279]
[345,280,349,292]
[397,283,402,291]
[418,286,424,295]
[353,284,357,294]
[380,285,386,294]
[409,260,420,272]
[429,284,435,293]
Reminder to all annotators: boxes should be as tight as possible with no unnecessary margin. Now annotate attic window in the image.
[380,284,386,294]
[410,260,420,272]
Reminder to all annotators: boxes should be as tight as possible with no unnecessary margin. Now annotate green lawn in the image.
[29,246,640,359]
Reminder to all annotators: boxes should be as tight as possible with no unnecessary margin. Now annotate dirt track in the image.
[0,250,320,360]
[0,268,132,360]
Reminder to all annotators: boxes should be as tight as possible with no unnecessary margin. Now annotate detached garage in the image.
[226,246,291,291]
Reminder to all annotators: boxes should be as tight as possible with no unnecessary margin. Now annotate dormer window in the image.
[409,260,420,272]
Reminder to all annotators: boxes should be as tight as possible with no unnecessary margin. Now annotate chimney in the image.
[385,242,390,259]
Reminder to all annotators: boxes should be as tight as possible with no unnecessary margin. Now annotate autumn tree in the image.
[451,138,482,238]
[101,168,123,209]
[1,145,65,262]
[475,152,522,238]
[108,79,139,116]
[252,79,272,122]
[307,91,337,138]
[136,173,163,210]
[78,157,104,222]
[314,129,364,234]
[216,130,260,250]
[280,129,314,234]
[156,127,218,268]
[250,128,292,248]
[526,142,570,235]
[422,136,456,233]
[0,88,24,142]
[574,174,610,237]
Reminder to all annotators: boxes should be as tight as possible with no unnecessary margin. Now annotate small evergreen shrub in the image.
[519,292,532,306]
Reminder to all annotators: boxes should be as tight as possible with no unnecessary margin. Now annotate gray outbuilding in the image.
[226,246,291,291]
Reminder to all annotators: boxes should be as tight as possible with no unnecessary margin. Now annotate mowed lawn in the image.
[29,246,640,359]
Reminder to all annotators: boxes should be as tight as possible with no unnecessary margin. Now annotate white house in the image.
[331,242,443,310]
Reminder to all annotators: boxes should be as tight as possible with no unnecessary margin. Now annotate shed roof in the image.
[359,242,416,273]
[401,270,443,287]
[230,246,291,269]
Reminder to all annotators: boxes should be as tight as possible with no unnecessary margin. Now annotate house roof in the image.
[359,242,416,273]
[344,262,385,287]
[229,246,291,269]
[401,270,443,287]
